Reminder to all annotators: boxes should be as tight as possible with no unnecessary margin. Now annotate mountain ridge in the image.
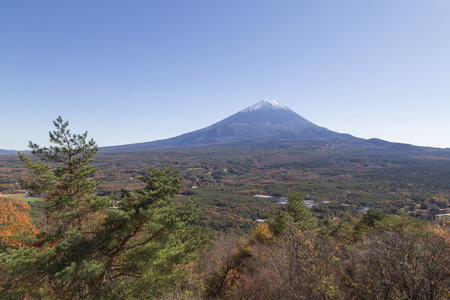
[102,99,359,151]
[0,149,17,154]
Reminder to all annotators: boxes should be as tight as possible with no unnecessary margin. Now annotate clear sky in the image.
[1,0,450,150]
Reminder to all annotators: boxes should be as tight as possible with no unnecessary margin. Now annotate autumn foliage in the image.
[171,212,450,300]
[0,196,37,247]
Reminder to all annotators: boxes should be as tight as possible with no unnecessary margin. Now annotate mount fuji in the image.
[104,99,357,151]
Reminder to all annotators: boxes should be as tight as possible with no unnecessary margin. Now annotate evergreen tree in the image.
[0,117,205,299]
[286,192,317,230]
[269,192,317,235]
[18,116,107,236]
[360,209,386,228]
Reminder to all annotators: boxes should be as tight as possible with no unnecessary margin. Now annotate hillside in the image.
[0,149,17,154]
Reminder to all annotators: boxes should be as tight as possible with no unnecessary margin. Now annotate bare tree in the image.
[234,227,343,300]
[345,228,450,300]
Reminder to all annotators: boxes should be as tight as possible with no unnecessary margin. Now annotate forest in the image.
[2,137,450,232]
[0,118,449,299]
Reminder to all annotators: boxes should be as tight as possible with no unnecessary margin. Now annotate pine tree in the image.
[18,116,107,237]
[0,117,205,299]
[286,192,317,230]
[269,192,317,235]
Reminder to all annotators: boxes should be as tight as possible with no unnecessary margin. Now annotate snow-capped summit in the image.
[241,99,289,112]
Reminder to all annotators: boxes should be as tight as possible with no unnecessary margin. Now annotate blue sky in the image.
[1,1,450,150]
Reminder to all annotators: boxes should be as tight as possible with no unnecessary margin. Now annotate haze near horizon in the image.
[1,1,450,150]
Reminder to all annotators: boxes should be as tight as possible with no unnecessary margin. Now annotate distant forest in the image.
[3,139,450,231]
